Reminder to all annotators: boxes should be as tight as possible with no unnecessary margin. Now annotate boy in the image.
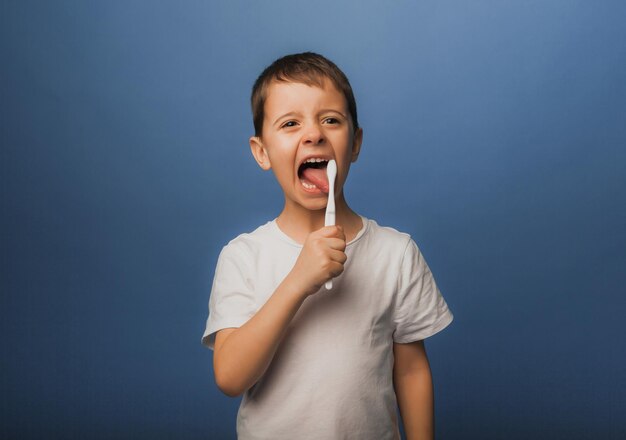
[202,52,453,440]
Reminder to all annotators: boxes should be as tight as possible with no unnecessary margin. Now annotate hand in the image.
[288,225,347,297]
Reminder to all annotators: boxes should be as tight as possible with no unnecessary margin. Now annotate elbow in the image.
[213,339,249,397]
[224,389,243,398]
[215,378,244,398]
[214,366,245,398]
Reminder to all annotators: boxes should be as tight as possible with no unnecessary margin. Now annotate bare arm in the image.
[213,225,347,397]
[393,340,434,440]
[213,275,307,397]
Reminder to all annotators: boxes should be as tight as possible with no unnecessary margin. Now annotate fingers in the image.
[321,254,345,279]
[326,238,346,252]
[319,225,346,240]
[328,261,345,278]
[318,226,346,252]
[296,226,348,293]
[328,249,347,264]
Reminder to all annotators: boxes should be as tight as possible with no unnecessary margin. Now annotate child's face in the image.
[250,79,362,212]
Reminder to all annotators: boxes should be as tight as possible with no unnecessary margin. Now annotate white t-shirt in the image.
[202,216,453,440]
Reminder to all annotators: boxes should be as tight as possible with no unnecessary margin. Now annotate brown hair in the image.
[251,52,359,137]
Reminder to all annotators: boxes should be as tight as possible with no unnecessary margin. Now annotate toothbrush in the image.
[325,160,337,290]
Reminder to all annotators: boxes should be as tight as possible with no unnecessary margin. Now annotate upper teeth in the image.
[304,158,328,163]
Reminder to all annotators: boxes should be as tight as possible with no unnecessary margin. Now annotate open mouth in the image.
[297,158,330,193]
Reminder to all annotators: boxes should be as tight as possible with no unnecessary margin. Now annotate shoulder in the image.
[363,217,414,253]
[219,220,276,262]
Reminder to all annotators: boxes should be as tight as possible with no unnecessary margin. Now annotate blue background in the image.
[2,1,625,438]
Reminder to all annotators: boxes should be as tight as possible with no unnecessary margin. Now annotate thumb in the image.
[320,225,341,237]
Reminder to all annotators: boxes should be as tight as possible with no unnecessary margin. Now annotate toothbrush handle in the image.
[325,210,335,228]
[324,209,335,290]
[325,169,336,290]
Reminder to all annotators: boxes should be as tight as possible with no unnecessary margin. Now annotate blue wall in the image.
[2,1,625,438]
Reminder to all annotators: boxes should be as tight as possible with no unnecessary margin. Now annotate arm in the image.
[213,275,307,397]
[213,225,347,397]
[393,340,434,440]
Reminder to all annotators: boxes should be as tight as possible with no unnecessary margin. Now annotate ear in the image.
[249,136,271,170]
[351,128,363,163]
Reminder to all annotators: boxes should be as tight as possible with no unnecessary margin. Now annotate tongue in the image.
[302,167,329,193]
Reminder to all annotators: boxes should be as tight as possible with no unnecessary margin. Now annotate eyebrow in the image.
[320,109,347,119]
[273,109,347,126]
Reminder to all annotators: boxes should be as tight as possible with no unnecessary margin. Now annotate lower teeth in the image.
[301,179,317,189]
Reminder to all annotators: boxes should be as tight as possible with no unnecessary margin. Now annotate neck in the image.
[276,192,362,245]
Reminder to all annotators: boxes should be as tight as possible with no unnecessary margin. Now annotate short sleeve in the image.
[392,238,453,343]
[201,243,257,350]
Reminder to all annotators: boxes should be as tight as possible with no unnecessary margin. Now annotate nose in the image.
[302,123,325,145]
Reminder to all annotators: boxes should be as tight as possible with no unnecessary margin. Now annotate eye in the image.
[323,117,340,125]
[281,120,298,128]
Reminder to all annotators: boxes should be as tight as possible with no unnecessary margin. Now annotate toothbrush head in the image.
[326,159,337,183]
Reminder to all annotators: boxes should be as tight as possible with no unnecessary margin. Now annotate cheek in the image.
[267,152,296,177]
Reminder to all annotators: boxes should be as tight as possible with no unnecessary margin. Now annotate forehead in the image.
[264,79,347,116]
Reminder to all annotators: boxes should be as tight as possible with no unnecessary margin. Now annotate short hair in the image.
[251,52,359,137]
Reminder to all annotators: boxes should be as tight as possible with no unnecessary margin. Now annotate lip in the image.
[295,154,336,196]
[295,153,335,181]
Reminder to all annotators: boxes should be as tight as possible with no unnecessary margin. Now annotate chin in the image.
[299,199,328,212]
